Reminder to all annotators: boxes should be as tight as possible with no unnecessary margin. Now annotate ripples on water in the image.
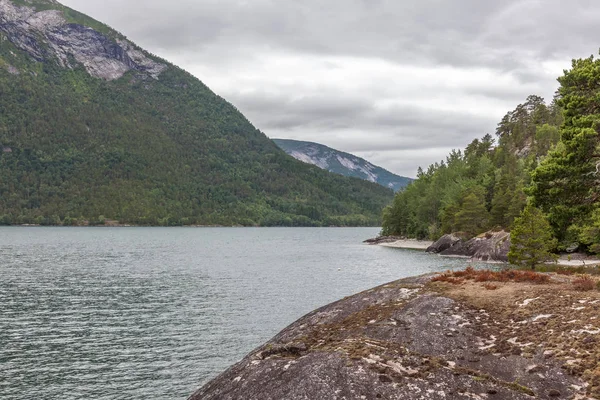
[0,227,474,399]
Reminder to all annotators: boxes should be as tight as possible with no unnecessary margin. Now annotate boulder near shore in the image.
[428,231,512,262]
[189,270,600,400]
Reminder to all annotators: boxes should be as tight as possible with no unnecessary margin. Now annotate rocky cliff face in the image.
[0,0,166,80]
[427,231,511,262]
[190,273,599,399]
[426,233,463,253]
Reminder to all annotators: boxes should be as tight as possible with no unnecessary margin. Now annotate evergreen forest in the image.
[382,53,600,255]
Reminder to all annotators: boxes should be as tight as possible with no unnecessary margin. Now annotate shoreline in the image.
[553,258,600,267]
[371,237,600,267]
[378,239,434,250]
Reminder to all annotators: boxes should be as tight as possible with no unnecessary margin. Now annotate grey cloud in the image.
[460,83,544,103]
[61,0,600,75]
[62,0,600,69]
[234,90,494,130]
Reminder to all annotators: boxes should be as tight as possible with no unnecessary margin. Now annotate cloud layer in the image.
[60,0,599,177]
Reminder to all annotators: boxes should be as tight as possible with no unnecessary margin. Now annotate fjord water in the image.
[0,227,473,399]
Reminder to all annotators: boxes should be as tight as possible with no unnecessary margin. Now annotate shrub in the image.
[508,204,557,270]
[483,283,498,290]
[474,270,496,282]
[572,275,597,291]
[431,275,464,285]
[431,267,550,285]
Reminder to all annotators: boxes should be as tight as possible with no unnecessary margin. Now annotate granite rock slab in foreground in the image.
[189,273,599,400]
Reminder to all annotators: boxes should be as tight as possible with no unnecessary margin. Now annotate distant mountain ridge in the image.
[273,139,412,192]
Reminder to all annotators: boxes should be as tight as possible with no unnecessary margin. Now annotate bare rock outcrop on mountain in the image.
[190,273,599,400]
[0,0,166,80]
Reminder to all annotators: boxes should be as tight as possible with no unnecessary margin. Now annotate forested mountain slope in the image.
[273,139,412,192]
[0,0,393,226]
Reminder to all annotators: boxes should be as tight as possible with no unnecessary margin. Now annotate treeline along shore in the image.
[381,54,600,269]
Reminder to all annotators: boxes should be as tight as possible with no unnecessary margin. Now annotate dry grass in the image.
[537,264,600,276]
[429,275,465,285]
[572,275,598,291]
[431,266,550,285]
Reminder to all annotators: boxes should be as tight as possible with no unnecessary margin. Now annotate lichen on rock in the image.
[190,272,600,399]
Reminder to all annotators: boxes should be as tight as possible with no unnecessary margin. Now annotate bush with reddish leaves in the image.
[572,275,597,291]
[431,275,465,285]
[432,267,550,285]
[452,266,476,278]
[474,270,496,282]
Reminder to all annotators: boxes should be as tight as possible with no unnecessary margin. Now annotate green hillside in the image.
[0,0,393,226]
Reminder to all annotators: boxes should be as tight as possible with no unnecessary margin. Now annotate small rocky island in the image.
[189,270,600,399]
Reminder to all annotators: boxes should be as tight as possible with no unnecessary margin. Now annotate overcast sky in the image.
[59,0,598,177]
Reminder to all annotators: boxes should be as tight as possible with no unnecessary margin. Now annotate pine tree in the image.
[531,55,600,243]
[534,124,560,156]
[491,155,519,227]
[508,204,557,269]
[454,188,490,238]
[579,207,600,254]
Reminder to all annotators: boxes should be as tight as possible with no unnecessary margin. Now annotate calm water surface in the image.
[0,227,475,399]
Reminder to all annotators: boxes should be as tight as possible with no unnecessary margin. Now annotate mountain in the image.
[273,139,412,192]
[0,0,393,227]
